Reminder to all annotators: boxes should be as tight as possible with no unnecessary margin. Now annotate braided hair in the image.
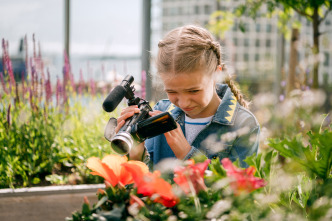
[157,25,250,109]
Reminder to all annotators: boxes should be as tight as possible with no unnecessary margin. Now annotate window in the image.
[306,19,311,26]
[256,23,260,32]
[204,5,211,14]
[233,38,238,46]
[195,5,200,14]
[163,8,168,16]
[244,22,250,32]
[266,39,271,47]
[266,24,272,33]
[169,7,177,16]
[324,52,330,66]
[244,38,250,47]
[255,39,260,47]
[255,54,260,61]
[244,53,249,62]
[232,23,237,32]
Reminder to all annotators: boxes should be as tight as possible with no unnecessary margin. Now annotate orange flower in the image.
[221,158,266,195]
[122,163,179,207]
[173,159,210,194]
[87,155,149,187]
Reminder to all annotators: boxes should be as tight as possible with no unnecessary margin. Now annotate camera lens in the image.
[110,131,133,155]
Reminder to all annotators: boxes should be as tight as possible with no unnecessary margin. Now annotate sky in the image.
[0,0,142,56]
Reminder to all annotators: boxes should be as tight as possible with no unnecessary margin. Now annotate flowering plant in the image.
[68,127,332,220]
[68,155,267,221]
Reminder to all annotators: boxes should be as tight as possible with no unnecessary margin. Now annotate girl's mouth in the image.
[182,107,194,112]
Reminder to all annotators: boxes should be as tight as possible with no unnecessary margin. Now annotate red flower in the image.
[221,158,266,195]
[122,163,179,207]
[87,155,149,187]
[173,159,210,194]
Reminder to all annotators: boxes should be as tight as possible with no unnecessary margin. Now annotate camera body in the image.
[103,75,177,155]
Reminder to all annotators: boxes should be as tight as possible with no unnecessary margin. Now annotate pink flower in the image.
[174,159,210,194]
[2,39,16,91]
[45,69,52,105]
[56,77,62,107]
[78,69,84,96]
[221,158,266,195]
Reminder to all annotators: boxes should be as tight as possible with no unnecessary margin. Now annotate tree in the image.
[237,0,332,89]
[209,0,332,89]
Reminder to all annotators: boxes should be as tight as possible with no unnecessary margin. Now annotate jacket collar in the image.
[166,84,238,125]
[213,84,238,125]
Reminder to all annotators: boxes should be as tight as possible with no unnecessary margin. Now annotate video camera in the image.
[103,75,177,155]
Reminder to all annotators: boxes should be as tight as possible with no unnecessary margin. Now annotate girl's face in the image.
[160,70,221,119]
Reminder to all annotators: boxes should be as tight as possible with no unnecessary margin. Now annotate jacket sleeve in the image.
[230,125,260,168]
[183,146,204,160]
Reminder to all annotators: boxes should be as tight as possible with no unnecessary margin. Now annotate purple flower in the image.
[280,81,286,87]
[56,77,62,107]
[33,34,36,59]
[0,72,9,94]
[78,69,84,96]
[21,70,25,95]
[45,69,52,105]
[90,78,96,96]
[24,35,29,79]
[2,39,16,91]
[279,94,285,102]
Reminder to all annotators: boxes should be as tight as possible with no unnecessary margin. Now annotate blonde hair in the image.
[157,25,249,109]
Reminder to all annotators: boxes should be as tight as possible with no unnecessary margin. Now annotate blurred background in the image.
[1,0,332,188]
[1,0,332,99]
[1,1,332,220]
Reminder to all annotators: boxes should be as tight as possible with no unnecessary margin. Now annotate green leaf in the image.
[93,195,108,210]
[82,202,91,216]
[269,130,332,180]
[32,177,41,185]
[209,157,227,178]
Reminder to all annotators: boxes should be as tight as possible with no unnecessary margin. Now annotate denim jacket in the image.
[145,84,260,168]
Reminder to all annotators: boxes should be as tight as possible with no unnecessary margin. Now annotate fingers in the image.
[120,105,140,116]
[115,119,125,133]
[115,105,140,133]
[164,122,181,138]
[149,110,163,117]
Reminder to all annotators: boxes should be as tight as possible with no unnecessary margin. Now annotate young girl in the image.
[115,25,260,168]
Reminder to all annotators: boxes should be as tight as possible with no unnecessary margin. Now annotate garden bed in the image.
[0,184,104,221]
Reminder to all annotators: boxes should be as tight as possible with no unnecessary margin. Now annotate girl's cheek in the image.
[167,94,177,104]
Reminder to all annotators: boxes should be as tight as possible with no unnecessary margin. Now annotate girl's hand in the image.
[149,111,191,160]
[115,105,145,161]
[115,105,140,133]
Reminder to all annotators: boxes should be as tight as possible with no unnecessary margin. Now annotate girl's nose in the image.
[178,96,190,108]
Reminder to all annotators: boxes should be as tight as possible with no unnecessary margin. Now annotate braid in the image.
[206,39,221,67]
[223,66,250,109]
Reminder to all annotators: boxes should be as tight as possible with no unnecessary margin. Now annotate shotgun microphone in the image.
[102,85,127,112]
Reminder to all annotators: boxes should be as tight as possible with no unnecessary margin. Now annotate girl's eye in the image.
[189,90,199,93]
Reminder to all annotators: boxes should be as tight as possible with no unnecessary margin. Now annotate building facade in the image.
[154,0,332,86]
